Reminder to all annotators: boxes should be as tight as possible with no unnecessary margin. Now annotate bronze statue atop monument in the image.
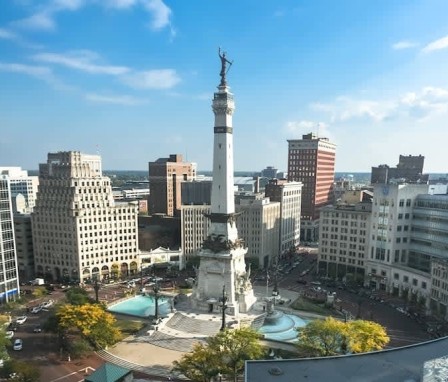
[218,47,233,86]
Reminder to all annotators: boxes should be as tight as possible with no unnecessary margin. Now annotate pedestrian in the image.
[263,305,266,312]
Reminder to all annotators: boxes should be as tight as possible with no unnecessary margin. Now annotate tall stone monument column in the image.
[192,50,256,315]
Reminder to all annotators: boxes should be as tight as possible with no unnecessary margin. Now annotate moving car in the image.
[33,326,42,333]
[13,339,22,351]
[15,316,27,325]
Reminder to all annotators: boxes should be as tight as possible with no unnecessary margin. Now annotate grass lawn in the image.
[290,296,335,316]
[115,318,146,337]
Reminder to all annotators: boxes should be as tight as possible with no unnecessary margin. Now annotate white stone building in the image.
[0,167,39,213]
[318,199,371,282]
[181,204,211,257]
[31,152,140,283]
[235,193,280,269]
[264,179,302,254]
[366,183,429,297]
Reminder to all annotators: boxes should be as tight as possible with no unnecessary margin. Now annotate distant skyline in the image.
[1,1,448,173]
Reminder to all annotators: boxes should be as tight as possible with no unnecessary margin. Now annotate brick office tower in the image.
[287,133,336,243]
[148,154,196,216]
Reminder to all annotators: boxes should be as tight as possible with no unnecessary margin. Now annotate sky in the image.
[1,0,448,173]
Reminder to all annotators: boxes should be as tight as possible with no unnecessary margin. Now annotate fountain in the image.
[258,297,309,342]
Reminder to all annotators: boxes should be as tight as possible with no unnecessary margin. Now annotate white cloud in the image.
[106,0,138,9]
[422,35,448,53]
[311,97,395,123]
[141,0,171,30]
[392,40,418,50]
[121,69,181,89]
[311,86,448,124]
[0,62,53,80]
[53,0,85,11]
[15,12,56,30]
[12,0,173,33]
[85,93,147,105]
[0,28,18,40]
[33,51,130,75]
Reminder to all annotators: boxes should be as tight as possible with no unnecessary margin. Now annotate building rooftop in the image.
[245,337,448,382]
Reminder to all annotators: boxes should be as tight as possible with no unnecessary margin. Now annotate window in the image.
[406,199,411,207]
[403,276,409,283]
[399,199,404,207]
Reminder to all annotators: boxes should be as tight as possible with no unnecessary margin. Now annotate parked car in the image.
[31,306,42,314]
[13,339,22,351]
[296,279,307,285]
[15,316,27,325]
[5,331,14,339]
[33,326,42,333]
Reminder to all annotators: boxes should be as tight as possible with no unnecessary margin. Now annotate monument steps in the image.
[96,349,181,379]
[166,312,221,336]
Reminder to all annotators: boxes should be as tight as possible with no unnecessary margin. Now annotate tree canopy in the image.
[0,359,40,382]
[172,342,220,382]
[297,317,390,357]
[56,303,121,349]
[172,327,264,382]
[65,287,92,305]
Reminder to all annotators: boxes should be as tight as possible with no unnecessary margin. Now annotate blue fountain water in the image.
[108,295,171,318]
[259,312,309,342]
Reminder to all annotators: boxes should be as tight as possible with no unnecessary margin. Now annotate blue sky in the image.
[1,0,448,173]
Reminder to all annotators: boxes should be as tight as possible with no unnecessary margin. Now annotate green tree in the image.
[347,320,390,353]
[297,317,347,357]
[172,328,263,382]
[65,287,92,305]
[207,328,264,382]
[57,303,121,350]
[0,359,40,382]
[172,342,220,382]
[297,317,390,356]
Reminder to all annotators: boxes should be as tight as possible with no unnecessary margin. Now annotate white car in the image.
[5,331,14,339]
[31,306,42,314]
[15,316,27,325]
[41,300,54,309]
[13,339,22,351]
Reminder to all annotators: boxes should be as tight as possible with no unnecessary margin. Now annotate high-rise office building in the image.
[318,196,372,282]
[32,151,139,283]
[0,167,39,213]
[14,214,34,282]
[0,175,20,302]
[235,193,280,268]
[265,179,302,254]
[287,133,336,242]
[371,154,428,184]
[148,154,196,216]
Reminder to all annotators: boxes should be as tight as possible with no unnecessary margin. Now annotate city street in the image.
[253,250,432,348]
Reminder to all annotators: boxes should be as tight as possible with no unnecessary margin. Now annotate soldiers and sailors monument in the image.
[192,49,257,315]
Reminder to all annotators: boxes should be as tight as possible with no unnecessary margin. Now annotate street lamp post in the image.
[272,258,279,297]
[220,285,228,331]
[93,275,100,303]
[152,280,161,321]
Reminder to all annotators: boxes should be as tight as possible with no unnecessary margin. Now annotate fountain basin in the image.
[259,313,309,342]
[108,295,171,318]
